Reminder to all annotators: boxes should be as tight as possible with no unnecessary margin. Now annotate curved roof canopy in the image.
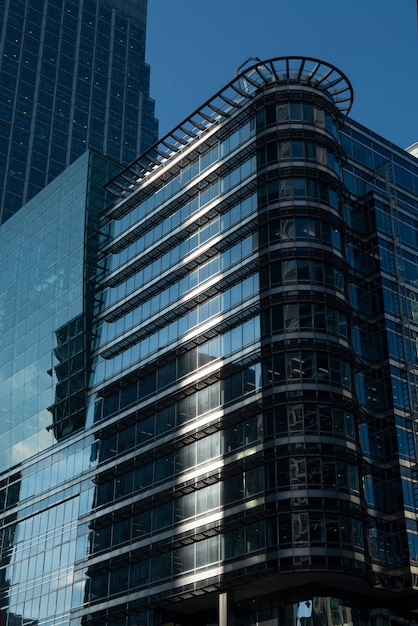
[107,56,353,197]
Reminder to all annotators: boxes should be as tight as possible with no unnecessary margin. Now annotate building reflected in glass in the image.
[1,57,418,626]
[0,151,117,625]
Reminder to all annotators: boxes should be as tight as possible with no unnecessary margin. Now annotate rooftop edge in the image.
[106,56,354,198]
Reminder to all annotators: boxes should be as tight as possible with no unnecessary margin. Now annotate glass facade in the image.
[0,0,158,223]
[1,57,418,626]
[0,151,118,626]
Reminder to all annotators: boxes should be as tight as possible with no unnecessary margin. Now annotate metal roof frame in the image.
[106,56,354,198]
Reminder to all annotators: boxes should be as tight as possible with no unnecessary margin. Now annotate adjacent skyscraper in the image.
[0,0,158,222]
[1,56,418,626]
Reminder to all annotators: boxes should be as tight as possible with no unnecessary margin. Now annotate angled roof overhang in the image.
[106,56,353,198]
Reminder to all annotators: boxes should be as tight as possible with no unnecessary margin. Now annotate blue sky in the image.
[147,0,418,150]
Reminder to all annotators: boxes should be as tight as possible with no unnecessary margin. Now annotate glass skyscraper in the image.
[0,150,119,625]
[1,56,418,626]
[0,0,158,223]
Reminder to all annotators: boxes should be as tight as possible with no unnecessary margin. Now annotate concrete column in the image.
[218,590,235,626]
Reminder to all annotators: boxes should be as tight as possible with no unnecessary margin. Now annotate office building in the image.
[0,149,119,626]
[1,56,418,626]
[0,0,158,223]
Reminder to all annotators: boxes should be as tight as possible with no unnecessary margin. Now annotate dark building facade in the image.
[1,57,418,626]
[0,0,157,222]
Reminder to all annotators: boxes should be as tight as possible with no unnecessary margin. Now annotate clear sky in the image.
[146,0,418,151]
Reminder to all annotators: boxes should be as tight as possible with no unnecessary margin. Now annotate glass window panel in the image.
[283,303,298,330]
[304,405,318,431]
[311,261,329,284]
[277,103,289,122]
[336,460,348,489]
[265,104,276,125]
[302,352,315,379]
[273,354,285,381]
[290,102,302,120]
[246,521,264,552]
[318,405,332,432]
[331,227,341,249]
[322,460,336,486]
[315,108,325,127]
[278,515,292,545]
[279,179,292,198]
[345,412,354,438]
[281,218,295,240]
[305,142,316,160]
[266,142,277,163]
[292,141,304,159]
[297,259,310,280]
[280,141,291,159]
[271,305,283,332]
[310,514,324,543]
[303,103,314,123]
[287,353,302,379]
[352,519,363,548]
[282,260,296,282]
[326,516,340,544]
[348,464,359,491]
[316,353,329,381]
[299,303,312,328]
[307,458,321,485]
[294,217,307,239]
[268,180,280,201]
[246,466,264,496]
[293,513,309,543]
[313,304,326,330]
[288,404,303,430]
[275,407,287,434]
[270,260,282,284]
[293,178,306,197]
